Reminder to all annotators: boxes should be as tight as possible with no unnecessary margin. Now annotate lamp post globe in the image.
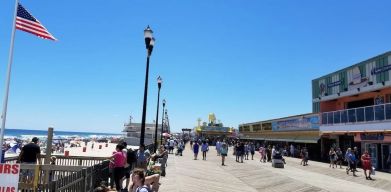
[140,26,155,146]
[154,76,162,152]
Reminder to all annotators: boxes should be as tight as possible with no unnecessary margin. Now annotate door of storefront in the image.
[365,143,379,169]
[381,144,391,171]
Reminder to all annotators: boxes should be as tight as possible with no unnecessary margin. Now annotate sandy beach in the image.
[61,142,139,157]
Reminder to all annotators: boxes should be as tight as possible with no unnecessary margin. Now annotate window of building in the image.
[252,124,262,132]
[262,123,272,131]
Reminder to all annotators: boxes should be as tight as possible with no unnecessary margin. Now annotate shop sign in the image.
[360,133,384,141]
[371,64,391,75]
[0,164,20,192]
[272,115,320,131]
[327,80,342,88]
[202,126,230,132]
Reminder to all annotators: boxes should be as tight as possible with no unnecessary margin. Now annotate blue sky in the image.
[0,0,390,133]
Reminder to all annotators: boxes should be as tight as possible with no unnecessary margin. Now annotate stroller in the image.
[272,151,285,168]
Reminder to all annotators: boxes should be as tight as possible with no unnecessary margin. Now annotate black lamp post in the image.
[140,26,155,146]
[165,110,170,133]
[160,99,166,144]
[154,76,162,153]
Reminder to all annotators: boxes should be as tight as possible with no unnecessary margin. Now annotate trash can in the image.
[64,150,69,157]
[83,147,86,152]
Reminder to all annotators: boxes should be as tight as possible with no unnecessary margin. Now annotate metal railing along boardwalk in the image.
[321,103,391,125]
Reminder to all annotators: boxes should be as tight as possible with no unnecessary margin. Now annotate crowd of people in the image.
[102,141,171,192]
[188,137,379,182]
[328,146,375,180]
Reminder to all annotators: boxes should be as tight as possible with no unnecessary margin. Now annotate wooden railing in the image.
[17,160,110,192]
[5,155,108,166]
[7,143,154,191]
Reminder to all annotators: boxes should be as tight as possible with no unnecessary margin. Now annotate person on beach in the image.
[193,141,199,160]
[361,151,373,180]
[201,140,209,160]
[220,141,228,166]
[110,144,126,191]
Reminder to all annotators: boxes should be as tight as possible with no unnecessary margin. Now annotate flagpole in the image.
[0,0,19,163]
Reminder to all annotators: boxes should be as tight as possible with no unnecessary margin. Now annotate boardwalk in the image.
[159,144,391,192]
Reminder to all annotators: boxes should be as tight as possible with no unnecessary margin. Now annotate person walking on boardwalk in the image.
[290,144,295,157]
[250,142,255,160]
[353,147,360,172]
[244,142,249,160]
[345,148,357,176]
[220,141,228,166]
[329,148,336,168]
[235,142,240,162]
[215,140,222,156]
[259,145,266,163]
[238,142,245,163]
[201,140,209,160]
[193,141,199,160]
[335,147,343,169]
[361,151,373,180]
[266,145,272,162]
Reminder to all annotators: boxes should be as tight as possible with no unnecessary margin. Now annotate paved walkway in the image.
[159,144,391,192]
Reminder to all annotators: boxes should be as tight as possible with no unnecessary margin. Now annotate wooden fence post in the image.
[82,168,88,192]
[45,127,54,184]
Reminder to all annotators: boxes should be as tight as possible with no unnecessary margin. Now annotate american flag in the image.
[16,3,57,41]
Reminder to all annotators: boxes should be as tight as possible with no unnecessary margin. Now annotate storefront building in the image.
[239,113,322,160]
[313,51,391,170]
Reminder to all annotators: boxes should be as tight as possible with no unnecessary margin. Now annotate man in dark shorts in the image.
[17,137,41,182]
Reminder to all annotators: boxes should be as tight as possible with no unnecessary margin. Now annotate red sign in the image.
[0,164,20,192]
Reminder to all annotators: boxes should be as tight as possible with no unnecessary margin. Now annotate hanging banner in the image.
[0,164,20,192]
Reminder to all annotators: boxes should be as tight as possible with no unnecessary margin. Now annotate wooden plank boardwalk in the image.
[159,144,391,192]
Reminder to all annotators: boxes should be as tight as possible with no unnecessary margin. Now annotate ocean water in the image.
[3,128,122,139]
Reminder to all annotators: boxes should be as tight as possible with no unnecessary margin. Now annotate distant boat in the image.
[122,120,163,146]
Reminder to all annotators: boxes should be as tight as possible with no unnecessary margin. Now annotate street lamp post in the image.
[140,26,155,146]
[160,99,166,144]
[154,76,162,153]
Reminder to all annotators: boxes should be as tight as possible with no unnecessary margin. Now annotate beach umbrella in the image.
[162,133,171,137]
